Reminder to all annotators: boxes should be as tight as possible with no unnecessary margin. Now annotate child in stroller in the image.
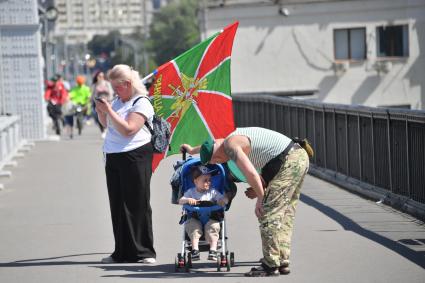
[173,157,235,272]
[178,165,229,261]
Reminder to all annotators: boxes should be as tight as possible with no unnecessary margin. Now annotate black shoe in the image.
[207,250,217,261]
[191,249,200,261]
[245,263,279,277]
[279,263,290,275]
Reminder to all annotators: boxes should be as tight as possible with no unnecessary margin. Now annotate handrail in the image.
[233,94,425,219]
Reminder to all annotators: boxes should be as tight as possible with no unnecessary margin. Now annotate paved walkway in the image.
[0,124,424,282]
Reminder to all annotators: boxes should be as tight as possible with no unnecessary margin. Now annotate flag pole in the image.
[141,70,157,84]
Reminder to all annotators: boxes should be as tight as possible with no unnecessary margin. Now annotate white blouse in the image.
[103,95,154,153]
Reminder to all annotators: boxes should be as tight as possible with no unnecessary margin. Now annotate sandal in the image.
[244,263,279,277]
[279,262,290,275]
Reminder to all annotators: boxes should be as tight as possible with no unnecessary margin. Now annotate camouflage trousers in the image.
[259,145,309,268]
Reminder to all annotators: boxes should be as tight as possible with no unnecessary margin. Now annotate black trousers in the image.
[105,143,156,262]
[47,103,62,135]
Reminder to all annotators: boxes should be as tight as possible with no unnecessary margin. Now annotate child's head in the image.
[191,165,218,192]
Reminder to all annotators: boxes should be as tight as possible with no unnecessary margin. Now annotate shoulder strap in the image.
[132,95,143,106]
[132,96,154,134]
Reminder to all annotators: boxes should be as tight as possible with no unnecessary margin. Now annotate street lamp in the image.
[38,6,59,81]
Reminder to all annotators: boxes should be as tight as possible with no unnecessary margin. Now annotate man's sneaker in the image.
[191,250,200,261]
[279,262,290,275]
[245,263,279,277]
[101,256,116,264]
[207,250,217,261]
[142,257,156,264]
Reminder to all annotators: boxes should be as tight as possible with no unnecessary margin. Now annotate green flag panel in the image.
[174,34,217,78]
[168,105,210,155]
[154,97,177,118]
[204,59,231,97]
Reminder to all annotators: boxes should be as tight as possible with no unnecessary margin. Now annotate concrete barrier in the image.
[0,115,32,189]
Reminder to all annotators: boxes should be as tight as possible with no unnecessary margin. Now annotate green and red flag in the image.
[148,21,239,170]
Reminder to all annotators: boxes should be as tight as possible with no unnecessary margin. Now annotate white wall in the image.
[204,0,425,109]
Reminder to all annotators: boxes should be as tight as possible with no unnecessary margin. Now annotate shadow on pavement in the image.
[0,253,107,267]
[96,263,247,279]
[301,194,425,269]
[0,253,259,278]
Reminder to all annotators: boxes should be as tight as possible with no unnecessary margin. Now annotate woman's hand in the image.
[95,98,145,137]
[255,197,264,218]
[94,98,109,128]
[94,98,110,114]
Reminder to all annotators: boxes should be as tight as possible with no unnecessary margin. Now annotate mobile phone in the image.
[95,97,105,103]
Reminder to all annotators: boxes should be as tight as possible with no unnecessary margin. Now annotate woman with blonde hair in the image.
[95,64,156,264]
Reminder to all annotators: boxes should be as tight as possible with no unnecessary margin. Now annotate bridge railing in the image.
[0,115,29,189]
[233,94,425,219]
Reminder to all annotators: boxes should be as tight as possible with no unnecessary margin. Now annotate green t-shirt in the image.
[70,85,91,106]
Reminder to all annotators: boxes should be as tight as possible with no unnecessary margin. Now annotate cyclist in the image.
[69,75,91,135]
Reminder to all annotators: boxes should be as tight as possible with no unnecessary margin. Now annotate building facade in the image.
[53,0,153,44]
[50,0,170,79]
[203,0,425,109]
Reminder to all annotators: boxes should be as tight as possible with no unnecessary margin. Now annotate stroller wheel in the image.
[216,254,221,272]
[230,252,235,267]
[226,255,231,272]
[220,253,227,268]
[176,253,185,271]
[185,252,192,272]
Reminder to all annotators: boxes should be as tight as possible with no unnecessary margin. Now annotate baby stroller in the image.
[171,155,235,272]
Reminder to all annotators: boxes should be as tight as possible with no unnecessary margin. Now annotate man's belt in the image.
[261,141,295,185]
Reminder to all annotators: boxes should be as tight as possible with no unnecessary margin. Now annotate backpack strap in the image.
[132,96,144,106]
[132,96,154,135]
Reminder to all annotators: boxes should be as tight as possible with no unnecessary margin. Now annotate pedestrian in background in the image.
[181,127,313,277]
[95,64,156,264]
[44,74,68,135]
[61,96,76,139]
[91,70,114,138]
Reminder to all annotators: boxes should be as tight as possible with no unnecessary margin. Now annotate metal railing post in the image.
[334,108,338,173]
[406,116,411,198]
[358,113,362,181]
[323,107,327,169]
[313,109,317,165]
[387,110,393,193]
[371,112,376,186]
[345,111,349,177]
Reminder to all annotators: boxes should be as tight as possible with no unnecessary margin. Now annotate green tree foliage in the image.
[148,0,200,66]
[87,30,121,57]
[110,47,134,68]
[87,30,134,70]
